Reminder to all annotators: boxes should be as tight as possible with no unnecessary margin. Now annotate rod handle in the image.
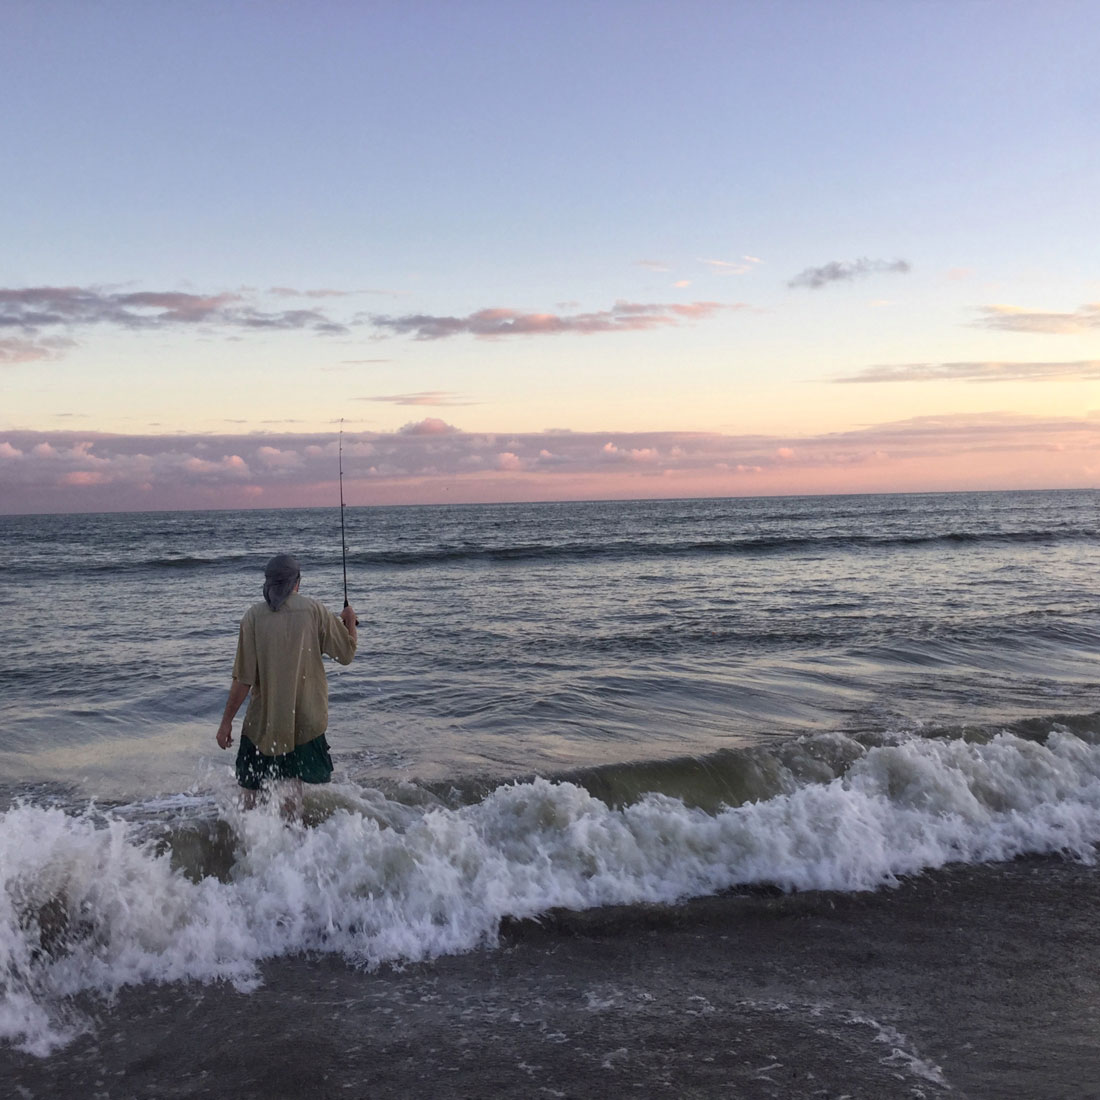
[344,598,360,627]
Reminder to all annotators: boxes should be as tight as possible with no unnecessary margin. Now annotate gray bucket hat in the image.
[263,553,301,611]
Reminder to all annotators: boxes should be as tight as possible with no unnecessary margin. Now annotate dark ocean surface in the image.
[1,489,1099,1077]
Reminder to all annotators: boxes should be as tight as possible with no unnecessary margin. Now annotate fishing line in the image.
[339,420,358,624]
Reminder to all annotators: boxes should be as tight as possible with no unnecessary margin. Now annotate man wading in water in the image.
[216,553,358,815]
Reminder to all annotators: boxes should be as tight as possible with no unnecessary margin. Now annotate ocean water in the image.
[1,489,1099,1057]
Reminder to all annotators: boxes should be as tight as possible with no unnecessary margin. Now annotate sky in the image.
[1,0,1098,513]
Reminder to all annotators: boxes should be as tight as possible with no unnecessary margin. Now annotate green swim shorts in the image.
[235,734,334,790]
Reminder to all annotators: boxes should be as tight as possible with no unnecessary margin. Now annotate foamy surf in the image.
[3,728,1100,1055]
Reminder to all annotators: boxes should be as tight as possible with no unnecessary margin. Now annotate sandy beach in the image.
[5,853,1098,1100]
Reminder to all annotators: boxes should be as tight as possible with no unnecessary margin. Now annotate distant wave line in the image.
[8,527,1098,576]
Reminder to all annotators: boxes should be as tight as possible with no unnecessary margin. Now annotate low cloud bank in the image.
[2,412,1095,513]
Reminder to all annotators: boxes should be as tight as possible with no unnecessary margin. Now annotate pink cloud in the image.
[0,337,74,364]
[61,471,108,486]
[370,300,745,340]
[400,418,458,435]
[156,453,249,486]
[256,446,302,470]
[341,440,376,457]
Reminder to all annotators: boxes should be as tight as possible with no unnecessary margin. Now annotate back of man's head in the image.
[263,553,301,611]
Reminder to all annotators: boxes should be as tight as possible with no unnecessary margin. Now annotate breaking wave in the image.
[4,727,1100,1055]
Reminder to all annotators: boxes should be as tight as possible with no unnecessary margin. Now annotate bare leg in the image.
[277,778,304,822]
[238,780,301,820]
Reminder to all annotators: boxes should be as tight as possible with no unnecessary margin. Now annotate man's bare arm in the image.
[216,679,251,749]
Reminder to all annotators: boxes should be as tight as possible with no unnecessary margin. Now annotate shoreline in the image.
[5,855,1099,1099]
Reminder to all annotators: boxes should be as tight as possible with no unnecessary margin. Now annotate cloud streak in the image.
[267,287,356,299]
[700,256,762,275]
[788,258,911,290]
[836,360,1100,383]
[369,300,744,340]
[975,302,1100,335]
[358,391,477,407]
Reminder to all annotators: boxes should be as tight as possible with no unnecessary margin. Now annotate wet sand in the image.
[5,855,1099,1099]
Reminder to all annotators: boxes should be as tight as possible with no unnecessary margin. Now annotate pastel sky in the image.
[2,0,1098,512]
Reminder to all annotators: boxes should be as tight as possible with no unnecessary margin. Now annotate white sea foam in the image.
[3,729,1100,1055]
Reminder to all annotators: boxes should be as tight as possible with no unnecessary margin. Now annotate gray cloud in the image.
[788,258,911,290]
[975,303,1100,335]
[370,300,743,340]
[1,284,747,361]
[0,285,352,343]
[0,287,240,329]
[238,309,347,333]
[836,360,1100,383]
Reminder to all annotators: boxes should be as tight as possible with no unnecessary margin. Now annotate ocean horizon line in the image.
[0,483,1094,520]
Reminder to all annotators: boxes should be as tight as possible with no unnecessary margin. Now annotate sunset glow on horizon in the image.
[2,1,1098,513]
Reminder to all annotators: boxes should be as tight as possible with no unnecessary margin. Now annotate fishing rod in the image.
[339,420,359,625]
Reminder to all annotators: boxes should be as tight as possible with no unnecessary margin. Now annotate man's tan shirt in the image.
[232,592,357,757]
